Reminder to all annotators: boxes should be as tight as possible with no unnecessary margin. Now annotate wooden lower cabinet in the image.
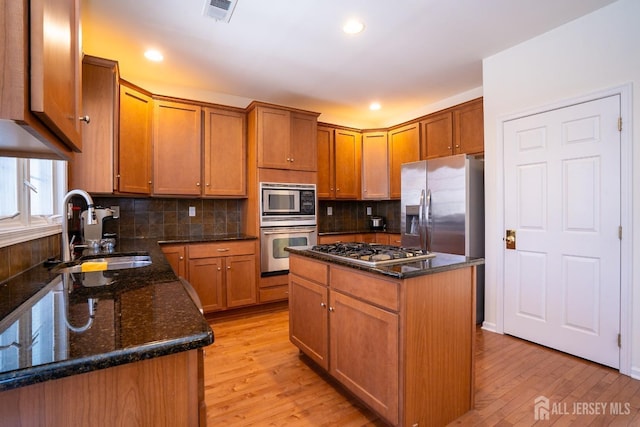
[161,244,187,277]
[189,255,257,311]
[330,291,399,424]
[289,254,476,426]
[162,240,258,313]
[289,273,329,369]
[0,350,205,427]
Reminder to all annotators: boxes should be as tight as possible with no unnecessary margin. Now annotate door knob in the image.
[505,229,516,250]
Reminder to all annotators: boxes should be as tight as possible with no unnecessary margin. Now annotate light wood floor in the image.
[203,305,640,426]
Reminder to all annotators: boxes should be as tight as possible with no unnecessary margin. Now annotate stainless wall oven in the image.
[260,226,317,275]
[259,182,317,275]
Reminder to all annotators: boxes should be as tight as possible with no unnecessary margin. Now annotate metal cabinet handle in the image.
[227,266,231,270]
[329,307,335,312]
[217,248,230,252]
[320,302,326,308]
[78,115,90,124]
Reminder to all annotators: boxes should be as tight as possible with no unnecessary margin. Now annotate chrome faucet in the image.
[61,189,96,262]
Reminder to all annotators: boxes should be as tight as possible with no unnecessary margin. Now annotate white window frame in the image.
[0,157,67,248]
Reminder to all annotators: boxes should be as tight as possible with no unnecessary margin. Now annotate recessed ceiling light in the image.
[144,49,164,62]
[369,102,381,111]
[343,19,365,35]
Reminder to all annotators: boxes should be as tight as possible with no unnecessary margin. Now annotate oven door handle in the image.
[260,227,317,235]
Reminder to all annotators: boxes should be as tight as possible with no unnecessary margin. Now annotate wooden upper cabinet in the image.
[70,56,117,193]
[361,131,389,200]
[290,112,318,171]
[334,129,361,199]
[388,123,420,199]
[421,111,453,159]
[253,104,319,171]
[454,98,484,155]
[29,0,83,152]
[0,0,82,158]
[317,126,335,199]
[256,106,290,169]
[421,98,484,159]
[153,99,202,196]
[118,83,152,194]
[203,107,246,197]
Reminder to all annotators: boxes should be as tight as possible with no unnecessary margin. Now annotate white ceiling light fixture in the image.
[343,19,365,35]
[144,49,164,62]
[202,0,238,23]
[369,102,381,111]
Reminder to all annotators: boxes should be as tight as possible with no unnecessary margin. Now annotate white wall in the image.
[482,0,640,377]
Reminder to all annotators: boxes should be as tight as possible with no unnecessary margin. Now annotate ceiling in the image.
[81,0,617,129]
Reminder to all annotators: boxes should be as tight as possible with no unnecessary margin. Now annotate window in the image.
[0,157,67,247]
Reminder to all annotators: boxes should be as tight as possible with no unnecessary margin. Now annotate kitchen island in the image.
[286,246,483,426]
[0,238,215,427]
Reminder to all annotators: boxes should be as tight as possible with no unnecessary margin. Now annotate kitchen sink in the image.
[52,253,152,274]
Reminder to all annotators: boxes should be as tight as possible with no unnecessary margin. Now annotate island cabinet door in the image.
[329,291,399,426]
[289,274,329,370]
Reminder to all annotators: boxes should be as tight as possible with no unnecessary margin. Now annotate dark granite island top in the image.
[285,245,484,279]
[0,236,232,392]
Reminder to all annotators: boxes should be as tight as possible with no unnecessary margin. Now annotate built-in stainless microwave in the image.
[259,182,316,227]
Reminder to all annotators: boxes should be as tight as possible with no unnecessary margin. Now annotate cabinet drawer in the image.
[188,240,255,259]
[289,255,329,285]
[259,285,289,302]
[330,266,399,311]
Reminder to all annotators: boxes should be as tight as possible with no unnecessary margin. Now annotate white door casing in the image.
[503,94,621,368]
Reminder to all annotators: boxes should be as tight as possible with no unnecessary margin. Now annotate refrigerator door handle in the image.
[419,189,425,226]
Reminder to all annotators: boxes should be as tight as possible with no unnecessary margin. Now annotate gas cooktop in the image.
[309,243,435,267]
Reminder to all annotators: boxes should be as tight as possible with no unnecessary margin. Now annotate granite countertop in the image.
[286,246,484,279]
[0,234,254,392]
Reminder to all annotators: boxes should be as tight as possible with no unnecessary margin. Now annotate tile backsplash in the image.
[0,234,60,283]
[318,200,400,233]
[94,197,244,239]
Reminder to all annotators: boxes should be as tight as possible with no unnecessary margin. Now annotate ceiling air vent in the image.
[202,0,238,23]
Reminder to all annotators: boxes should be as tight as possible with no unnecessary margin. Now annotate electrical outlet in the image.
[366,206,372,215]
[327,206,333,216]
[189,206,196,217]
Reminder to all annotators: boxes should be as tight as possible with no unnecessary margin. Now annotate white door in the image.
[503,95,621,368]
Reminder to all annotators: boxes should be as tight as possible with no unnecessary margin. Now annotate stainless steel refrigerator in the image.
[401,154,485,322]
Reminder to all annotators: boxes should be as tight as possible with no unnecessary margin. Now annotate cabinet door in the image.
[188,257,225,312]
[329,291,399,425]
[316,126,335,199]
[71,57,117,193]
[387,233,402,246]
[334,129,361,199]
[29,0,82,151]
[289,274,329,369]
[289,112,317,171]
[256,106,291,169]
[153,100,202,195]
[388,123,420,199]
[203,107,246,197]
[118,84,152,194]
[421,111,453,159]
[361,132,389,200]
[226,255,257,308]
[161,244,187,278]
[454,98,484,155]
